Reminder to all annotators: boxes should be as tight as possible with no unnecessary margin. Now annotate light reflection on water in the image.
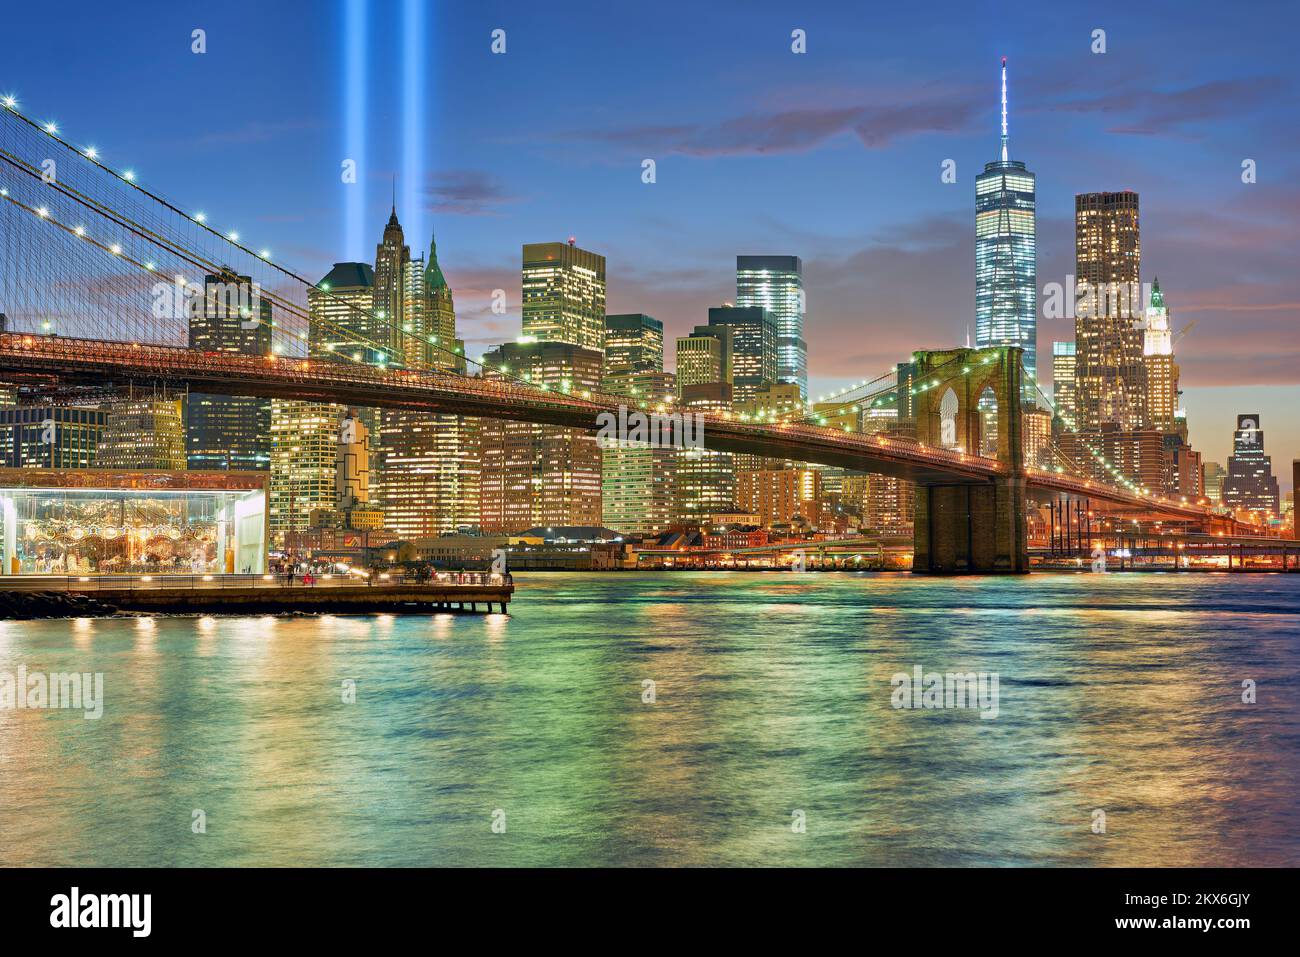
[0,571,1297,867]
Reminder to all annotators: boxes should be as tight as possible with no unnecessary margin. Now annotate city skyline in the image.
[3,1,1298,483]
[0,0,1297,893]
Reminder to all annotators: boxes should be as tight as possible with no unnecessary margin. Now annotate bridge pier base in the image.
[912,477,1028,574]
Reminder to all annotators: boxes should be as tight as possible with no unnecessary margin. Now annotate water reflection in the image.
[0,572,1295,866]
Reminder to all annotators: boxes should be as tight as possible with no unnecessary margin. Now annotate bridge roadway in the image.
[0,332,1238,525]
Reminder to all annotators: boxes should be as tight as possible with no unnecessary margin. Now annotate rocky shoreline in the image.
[0,592,119,620]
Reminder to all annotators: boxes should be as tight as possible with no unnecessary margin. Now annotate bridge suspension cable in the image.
[0,99,554,392]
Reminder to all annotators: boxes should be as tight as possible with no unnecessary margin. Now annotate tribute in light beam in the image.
[343,0,368,259]
[402,0,426,249]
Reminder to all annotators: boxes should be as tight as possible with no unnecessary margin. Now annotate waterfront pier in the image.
[0,572,513,618]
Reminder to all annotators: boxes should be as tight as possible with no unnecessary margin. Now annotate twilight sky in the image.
[5,0,1299,485]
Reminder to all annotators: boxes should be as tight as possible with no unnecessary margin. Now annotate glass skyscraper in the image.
[706,305,777,403]
[736,256,806,400]
[975,57,1036,402]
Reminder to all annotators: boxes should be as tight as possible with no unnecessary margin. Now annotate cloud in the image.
[563,92,984,158]
[1044,77,1287,135]
[425,170,521,217]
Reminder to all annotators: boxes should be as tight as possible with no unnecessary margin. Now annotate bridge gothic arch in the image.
[909,346,1028,574]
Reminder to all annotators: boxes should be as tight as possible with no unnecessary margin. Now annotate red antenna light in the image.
[567,235,576,246]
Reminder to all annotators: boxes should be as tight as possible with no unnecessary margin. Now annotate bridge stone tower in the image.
[910,346,1028,574]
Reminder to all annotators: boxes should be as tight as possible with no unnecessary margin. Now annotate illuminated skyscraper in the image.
[99,394,187,470]
[1221,414,1280,518]
[706,306,776,403]
[604,314,663,375]
[521,241,606,352]
[186,270,272,471]
[601,369,677,537]
[479,340,604,533]
[1142,278,1180,432]
[0,407,103,468]
[379,228,480,539]
[675,325,732,395]
[674,383,735,525]
[601,315,673,535]
[1051,341,1076,424]
[481,241,606,534]
[975,57,1036,402]
[736,256,806,399]
[1074,190,1145,429]
[371,206,409,362]
[271,263,374,544]
[398,231,458,371]
[310,262,380,360]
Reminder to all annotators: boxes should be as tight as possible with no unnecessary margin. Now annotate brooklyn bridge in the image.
[0,97,1273,573]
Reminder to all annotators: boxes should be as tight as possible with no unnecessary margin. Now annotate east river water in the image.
[1,571,1296,866]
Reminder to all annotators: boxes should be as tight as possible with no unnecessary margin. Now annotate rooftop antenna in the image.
[1000,56,1009,163]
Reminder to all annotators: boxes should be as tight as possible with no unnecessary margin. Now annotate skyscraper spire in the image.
[1000,56,1009,163]
[386,176,401,229]
[424,227,448,291]
[976,54,1037,402]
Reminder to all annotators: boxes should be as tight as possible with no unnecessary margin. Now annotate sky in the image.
[4,0,1299,486]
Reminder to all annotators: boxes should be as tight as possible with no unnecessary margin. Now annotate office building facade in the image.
[604,314,663,375]
[706,306,776,403]
[98,395,187,470]
[0,406,104,468]
[479,340,604,533]
[187,270,272,471]
[1074,190,1145,429]
[736,255,806,400]
[1221,414,1280,518]
[1052,341,1076,424]
[521,241,607,353]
